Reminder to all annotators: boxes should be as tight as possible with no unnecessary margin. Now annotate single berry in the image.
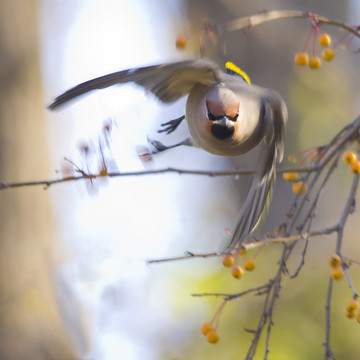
[294,52,309,66]
[330,267,344,280]
[350,161,360,174]
[328,254,341,268]
[231,265,244,279]
[346,299,359,312]
[318,33,332,47]
[357,313,360,324]
[343,151,357,165]
[292,181,307,195]
[309,56,321,69]
[206,329,220,344]
[222,254,234,268]
[175,35,187,49]
[237,248,247,256]
[283,172,298,182]
[345,309,356,319]
[201,322,214,336]
[244,258,256,271]
[322,48,335,61]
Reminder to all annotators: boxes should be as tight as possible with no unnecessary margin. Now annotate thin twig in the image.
[344,268,359,298]
[192,283,270,300]
[147,226,338,264]
[323,277,334,360]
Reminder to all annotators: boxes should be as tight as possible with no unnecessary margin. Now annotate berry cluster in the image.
[293,14,347,70]
[294,31,334,69]
[345,299,360,322]
[200,245,258,344]
[343,150,360,173]
[201,322,220,344]
[283,172,307,195]
[200,299,227,344]
[221,248,256,280]
[329,253,345,280]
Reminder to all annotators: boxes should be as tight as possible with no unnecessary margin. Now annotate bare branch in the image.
[0,166,320,191]
[217,10,360,39]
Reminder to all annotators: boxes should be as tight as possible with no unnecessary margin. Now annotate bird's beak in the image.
[219,117,228,126]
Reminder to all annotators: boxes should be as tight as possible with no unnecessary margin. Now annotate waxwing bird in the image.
[49,59,287,249]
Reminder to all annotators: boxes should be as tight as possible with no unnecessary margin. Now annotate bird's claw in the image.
[157,115,185,134]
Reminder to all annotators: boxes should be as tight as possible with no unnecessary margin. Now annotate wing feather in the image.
[48,59,223,110]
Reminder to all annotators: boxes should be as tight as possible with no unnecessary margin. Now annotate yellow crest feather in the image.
[225,61,251,85]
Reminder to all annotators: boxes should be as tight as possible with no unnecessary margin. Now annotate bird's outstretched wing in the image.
[48,59,223,110]
[229,93,287,249]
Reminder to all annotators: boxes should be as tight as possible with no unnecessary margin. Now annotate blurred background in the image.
[1,0,360,359]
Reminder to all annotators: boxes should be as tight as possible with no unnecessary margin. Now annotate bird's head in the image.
[205,86,240,140]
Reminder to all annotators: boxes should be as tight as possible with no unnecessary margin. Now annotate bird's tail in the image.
[228,143,277,249]
[228,96,285,249]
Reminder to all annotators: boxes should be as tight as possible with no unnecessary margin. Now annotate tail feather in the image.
[228,94,286,249]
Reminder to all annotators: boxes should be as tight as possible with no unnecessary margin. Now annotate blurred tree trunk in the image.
[0,1,76,359]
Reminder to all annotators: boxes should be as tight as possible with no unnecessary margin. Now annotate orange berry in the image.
[318,33,332,47]
[330,267,344,280]
[201,322,214,336]
[244,258,255,271]
[346,299,359,312]
[309,56,321,69]
[357,313,360,324]
[294,52,309,66]
[206,329,220,344]
[322,48,335,61]
[222,254,234,268]
[350,161,360,174]
[328,254,341,268]
[283,172,298,182]
[175,35,187,49]
[237,248,247,256]
[231,265,244,279]
[292,181,307,195]
[345,309,356,319]
[343,151,357,165]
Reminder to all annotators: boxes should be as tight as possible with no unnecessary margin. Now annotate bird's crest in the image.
[225,61,251,85]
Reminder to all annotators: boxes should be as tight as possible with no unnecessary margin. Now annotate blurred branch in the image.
[2,116,359,191]
[217,10,360,38]
[0,166,317,191]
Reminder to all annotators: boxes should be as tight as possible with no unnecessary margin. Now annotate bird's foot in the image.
[157,115,185,134]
